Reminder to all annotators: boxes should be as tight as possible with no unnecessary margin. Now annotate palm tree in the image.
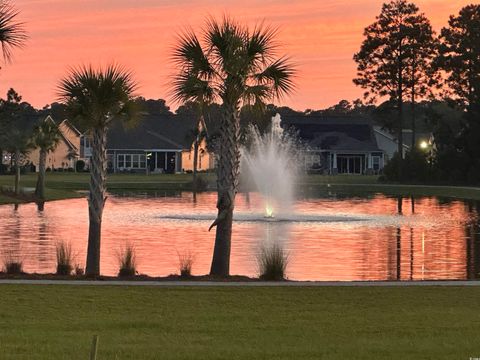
[58,65,139,276]
[0,1,27,64]
[32,118,61,199]
[172,17,295,276]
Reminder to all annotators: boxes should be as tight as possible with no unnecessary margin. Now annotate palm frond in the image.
[254,57,296,99]
[58,64,139,129]
[32,118,61,151]
[205,15,246,74]
[246,22,279,66]
[0,1,27,63]
[171,70,215,105]
[242,84,270,105]
[172,29,214,78]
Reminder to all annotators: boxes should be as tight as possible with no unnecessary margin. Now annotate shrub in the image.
[74,264,84,276]
[56,242,74,275]
[257,242,288,281]
[75,160,85,172]
[383,149,430,183]
[178,251,194,278]
[192,175,208,192]
[117,244,137,277]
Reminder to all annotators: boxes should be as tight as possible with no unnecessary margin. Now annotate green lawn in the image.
[0,285,479,359]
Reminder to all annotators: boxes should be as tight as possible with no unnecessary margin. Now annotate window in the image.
[117,153,146,169]
[132,154,139,168]
[118,155,125,168]
[372,156,380,171]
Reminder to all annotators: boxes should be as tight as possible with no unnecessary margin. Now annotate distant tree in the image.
[172,17,295,276]
[58,65,140,276]
[353,0,437,167]
[0,1,27,172]
[0,89,36,194]
[404,11,439,146]
[136,97,173,115]
[40,102,68,122]
[436,5,480,182]
[32,118,61,199]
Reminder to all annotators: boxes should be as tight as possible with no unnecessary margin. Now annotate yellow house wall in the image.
[26,120,81,171]
[59,122,81,150]
[28,141,76,171]
[181,138,214,172]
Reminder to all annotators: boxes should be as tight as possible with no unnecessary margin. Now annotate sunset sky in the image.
[0,0,473,111]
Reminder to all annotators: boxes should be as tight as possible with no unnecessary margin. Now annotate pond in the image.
[1,190,479,281]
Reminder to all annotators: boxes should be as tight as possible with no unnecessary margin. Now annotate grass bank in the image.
[0,285,479,359]
[302,174,480,201]
[1,173,480,204]
[0,173,214,204]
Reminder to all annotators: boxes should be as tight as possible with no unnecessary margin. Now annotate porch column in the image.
[176,152,181,173]
[332,153,338,175]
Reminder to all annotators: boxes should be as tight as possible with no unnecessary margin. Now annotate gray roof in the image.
[281,115,381,152]
[107,114,197,150]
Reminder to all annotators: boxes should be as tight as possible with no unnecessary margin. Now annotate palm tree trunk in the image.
[35,149,47,199]
[192,137,199,191]
[209,106,240,277]
[14,149,20,195]
[86,128,107,277]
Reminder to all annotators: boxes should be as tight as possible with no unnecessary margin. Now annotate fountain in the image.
[161,113,369,224]
[241,113,300,218]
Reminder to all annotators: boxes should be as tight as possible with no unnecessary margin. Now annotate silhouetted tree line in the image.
[353,1,480,185]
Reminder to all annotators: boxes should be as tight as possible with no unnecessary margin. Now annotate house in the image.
[88,113,214,174]
[280,114,387,175]
[27,116,82,171]
[373,126,410,160]
[374,127,435,160]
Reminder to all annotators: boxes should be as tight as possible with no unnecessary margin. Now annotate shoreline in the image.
[1,173,480,205]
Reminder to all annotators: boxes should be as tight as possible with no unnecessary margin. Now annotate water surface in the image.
[1,191,479,281]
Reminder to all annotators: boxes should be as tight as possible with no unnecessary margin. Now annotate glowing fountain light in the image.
[265,204,274,218]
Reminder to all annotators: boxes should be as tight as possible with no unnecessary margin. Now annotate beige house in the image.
[28,116,82,171]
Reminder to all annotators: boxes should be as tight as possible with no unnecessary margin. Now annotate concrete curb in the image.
[0,280,479,287]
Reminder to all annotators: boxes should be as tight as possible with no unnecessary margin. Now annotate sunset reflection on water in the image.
[0,192,479,281]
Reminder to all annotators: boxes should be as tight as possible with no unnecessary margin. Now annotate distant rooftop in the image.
[280,115,381,152]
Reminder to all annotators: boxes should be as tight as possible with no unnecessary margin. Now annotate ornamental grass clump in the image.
[56,241,74,275]
[258,242,289,281]
[178,251,194,278]
[117,244,137,278]
[3,251,23,275]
